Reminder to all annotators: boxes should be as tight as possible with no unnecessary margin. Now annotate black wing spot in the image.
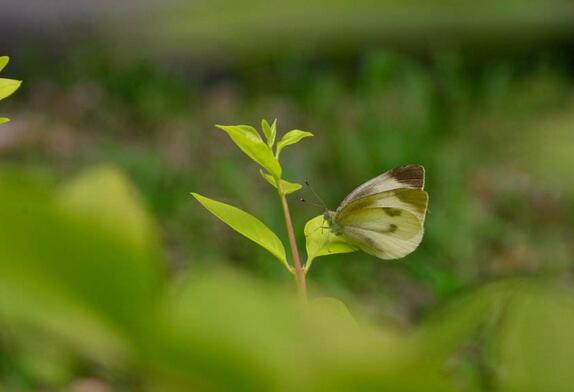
[384,208,402,217]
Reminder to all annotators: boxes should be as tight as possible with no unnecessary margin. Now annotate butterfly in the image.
[323,165,428,260]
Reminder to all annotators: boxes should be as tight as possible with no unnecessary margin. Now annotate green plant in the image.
[0,56,22,124]
[191,121,365,299]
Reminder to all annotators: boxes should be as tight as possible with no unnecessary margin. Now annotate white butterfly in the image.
[322,165,428,260]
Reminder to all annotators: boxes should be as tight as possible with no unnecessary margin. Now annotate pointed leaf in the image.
[0,56,8,72]
[216,124,281,177]
[261,119,277,147]
[304,215,357,270]
[234,124,263,141]
[276,130,313,157]
[0,78,22,101]
[259,170,302,195]
[0,118,9,125]
[191,192,289,270]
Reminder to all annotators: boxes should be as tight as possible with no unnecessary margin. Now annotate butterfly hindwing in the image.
[337,205,424,259]
[337,207,421,240]
[343,226,424,260]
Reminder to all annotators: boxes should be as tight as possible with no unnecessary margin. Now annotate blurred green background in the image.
[1,1,574,391]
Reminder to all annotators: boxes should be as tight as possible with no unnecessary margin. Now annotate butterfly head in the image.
[323,210,343,236]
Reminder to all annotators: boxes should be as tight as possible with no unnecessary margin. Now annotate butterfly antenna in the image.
[299,197,324,209]
[304,180,328,211]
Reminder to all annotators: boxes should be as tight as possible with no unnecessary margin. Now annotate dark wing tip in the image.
[389,165,425,189]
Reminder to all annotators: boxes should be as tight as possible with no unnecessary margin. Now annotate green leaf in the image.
[216,124,282,177]
[304,215,357,270]
[496,283,574,392]
[191,192,290,271]
[276,130,313,157]
[308,297,358,330]
[0,168,162,358]
[0,118,9,125]
[0,78,22,101]
[259,170,302,195]
[0,56,8,72]
[58,165,160,255]
[261,119,277,147]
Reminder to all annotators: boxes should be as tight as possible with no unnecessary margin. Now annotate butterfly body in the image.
[325,165,428,260]
[323,210,343,235]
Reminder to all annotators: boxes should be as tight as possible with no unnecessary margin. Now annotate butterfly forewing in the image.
[337,165,425,211]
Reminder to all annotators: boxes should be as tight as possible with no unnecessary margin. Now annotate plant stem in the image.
[278,184,307,300]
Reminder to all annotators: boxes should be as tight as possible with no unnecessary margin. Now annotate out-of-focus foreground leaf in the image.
[0,167,162,360]
[151,271,455,392]
[59,165,160,255]
[414,279,574,392]
[2,166,574,392]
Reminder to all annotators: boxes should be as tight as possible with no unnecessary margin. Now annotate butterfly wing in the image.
[335,188,428,260]
[337,165,425,211]
[338,188,428,224]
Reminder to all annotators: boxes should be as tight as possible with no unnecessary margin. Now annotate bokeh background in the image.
[2,1,574,391]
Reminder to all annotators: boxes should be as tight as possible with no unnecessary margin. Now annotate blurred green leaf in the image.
[0,56,8,72]
[216,124,282,177]
[261,119,277,147]
[304,215,357,270]
[496,283,574,392]
[191,192,289,271]
[276,130,313,158]
[0,117,9,124]
[0,169,162,359]
[154,270,455,392]
[259,169,302,194]
[0,78,22,101]
[58,165,160,255]
[308,297,359,331]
